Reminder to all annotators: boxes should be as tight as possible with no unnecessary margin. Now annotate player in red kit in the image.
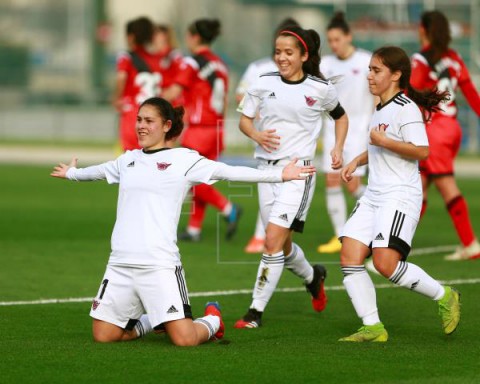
[163,18,241,242]
[411,10,480,260]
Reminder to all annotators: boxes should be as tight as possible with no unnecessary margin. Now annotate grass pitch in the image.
[1,163,479,384]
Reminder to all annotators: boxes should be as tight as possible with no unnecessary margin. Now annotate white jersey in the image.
[235,57,277,96]
[364,92,429,217]
[239,71,340,160]
[66,147,283,267]
[321,49,374,173]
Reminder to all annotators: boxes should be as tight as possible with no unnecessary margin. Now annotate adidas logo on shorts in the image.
[375,233,384,241]
[167,305,178,314]
[278,213,288,222]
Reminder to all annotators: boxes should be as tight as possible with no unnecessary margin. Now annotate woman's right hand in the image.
[50,157,78,179]
[282,158,316,181]
[341,160,358,183]
[252,129,280,153]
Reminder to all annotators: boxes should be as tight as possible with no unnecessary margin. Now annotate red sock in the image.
[447,195,475,246]
[193,184,229,211]
[420,199,427,219]
[188,192,206,229]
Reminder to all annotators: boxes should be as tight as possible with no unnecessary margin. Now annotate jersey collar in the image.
[376,91,404,111]
[142,148,172,154]
[281,73,307,85]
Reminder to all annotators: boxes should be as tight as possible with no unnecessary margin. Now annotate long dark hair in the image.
[373,46,449,121]
[421,10,451,64]
[139,97,185,141]
[277,26,325,79]
[327,11,350,34]
[126,17,154,46]
[188,18,221,45]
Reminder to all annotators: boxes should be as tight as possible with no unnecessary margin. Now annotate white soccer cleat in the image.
[444,239,480,261]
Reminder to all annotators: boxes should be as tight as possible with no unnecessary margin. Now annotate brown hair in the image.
[139,97,185,141]
[421,10,451,64]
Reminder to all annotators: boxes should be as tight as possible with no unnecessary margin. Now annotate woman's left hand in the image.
[282,158,316,181]
[330,147,343,170]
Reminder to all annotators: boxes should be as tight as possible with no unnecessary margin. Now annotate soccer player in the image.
[50,97,316,346]
[339,46,460,342]
[411,10,480,260]
[317,12,374,254]
[235,26,348,328]
[162,18,241,242]
[235,17,300,254]
[112,17,163,151]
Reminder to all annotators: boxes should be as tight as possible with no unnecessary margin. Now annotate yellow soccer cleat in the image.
[339,323,388,342]
[317,236,342,254]
[438,286,461,335]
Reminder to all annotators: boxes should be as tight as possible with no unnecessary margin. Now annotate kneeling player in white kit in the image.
[235,26,348,328]
[51,97,315,346]
[339,46,460,342]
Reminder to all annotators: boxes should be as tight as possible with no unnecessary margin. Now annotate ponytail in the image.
[421,11,451,64]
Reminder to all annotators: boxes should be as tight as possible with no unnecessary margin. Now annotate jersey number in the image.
[135,72,162,104]
[211,77,225,114]
[436,76,457,117]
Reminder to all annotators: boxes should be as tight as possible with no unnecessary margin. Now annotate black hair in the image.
[372,46,450,121]
[139,97,185,141]
[327,11,350,34]
[188,18,221,45]
[126,17,154,46]
[421,10,451,64]
[277,26,325,79]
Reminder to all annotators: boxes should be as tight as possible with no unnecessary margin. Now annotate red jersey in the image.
[173,47,228,127]
[411,48,480,120]
[117,47,178,111]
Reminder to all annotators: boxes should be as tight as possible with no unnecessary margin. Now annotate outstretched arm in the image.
[210,158,316,183]
[50,158,115,182]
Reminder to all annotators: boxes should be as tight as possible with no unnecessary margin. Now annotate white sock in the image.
[134,314,153,338]
[222,202,232,216]
[251,252,285,312]
[352,184,366,200]
[253,211,265,239]
[186,226,201,236]
[194,315,220,339]
[284,243,314,284]
[326,186,347,237]
[342,266,380,326]
[389,261,445,300]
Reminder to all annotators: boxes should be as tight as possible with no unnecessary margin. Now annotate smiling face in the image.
[327,28,352,59]
[274,35,308,81]
[136,104,171,150]
[367,55,401,102]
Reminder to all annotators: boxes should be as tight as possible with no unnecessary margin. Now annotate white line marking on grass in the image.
[1,277,479,307]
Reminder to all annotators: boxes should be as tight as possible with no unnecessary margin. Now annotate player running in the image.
[317,12,375,254]
[163,18,241,242]
[339,46,459,342]
[235,26,348,328]
[50,97,316,346]
[411,10,480,261]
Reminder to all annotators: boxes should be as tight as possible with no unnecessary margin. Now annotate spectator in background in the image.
[317,12,375,254]
[235,17,300,254]
[411,10,480,260]
[163,18,242,242]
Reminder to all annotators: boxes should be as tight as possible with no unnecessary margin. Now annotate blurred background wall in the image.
[0,0,478,151]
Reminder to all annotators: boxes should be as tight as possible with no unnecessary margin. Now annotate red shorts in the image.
[119,109,141,151]
[181,126,224,160]
[419,115,462,177]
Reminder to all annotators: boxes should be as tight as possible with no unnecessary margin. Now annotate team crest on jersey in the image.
[92,300,100,311]
[304,95,317,106]
[378,123,389,131]
[352,68,360,75]
[156,162,172,171]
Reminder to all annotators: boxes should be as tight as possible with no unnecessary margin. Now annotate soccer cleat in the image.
[306,264,328,312]
[205,301,224,340]
[234,308,262,329]
[178,230,201,242]
[225,204,243,240]
[444,239,480,261]
[317,236,342,254]
[244,236,265,253]
[339,323,388,342]
[438,286,461,335]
